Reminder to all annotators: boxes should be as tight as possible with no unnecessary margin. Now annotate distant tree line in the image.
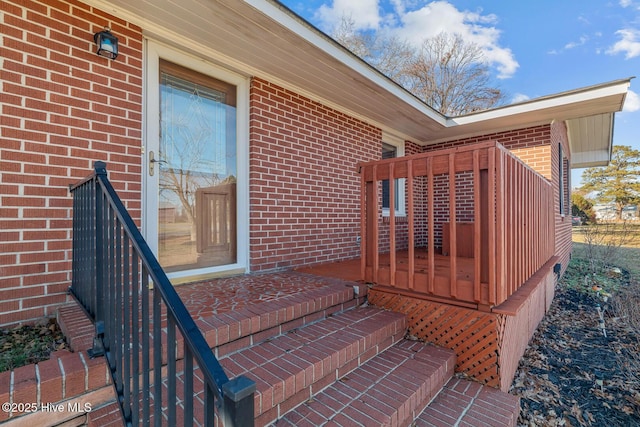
[573,145,640,222]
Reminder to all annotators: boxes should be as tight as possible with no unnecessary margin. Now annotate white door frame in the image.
[142,39,250,281]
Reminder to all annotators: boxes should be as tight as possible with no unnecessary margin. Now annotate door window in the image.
[157,60,237,272]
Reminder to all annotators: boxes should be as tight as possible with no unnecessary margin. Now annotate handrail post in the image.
[89,161,108,358]
[222,376,257,427]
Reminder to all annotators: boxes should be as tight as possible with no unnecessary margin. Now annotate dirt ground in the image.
[510,275,640,426]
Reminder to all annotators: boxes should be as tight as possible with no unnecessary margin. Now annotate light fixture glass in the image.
[94,28,118,60]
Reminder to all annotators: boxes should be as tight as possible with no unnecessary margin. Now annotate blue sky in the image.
[280,0,639,186]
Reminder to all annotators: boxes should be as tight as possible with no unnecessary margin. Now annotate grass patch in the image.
[573,222,640,248]
[571,227,640,387]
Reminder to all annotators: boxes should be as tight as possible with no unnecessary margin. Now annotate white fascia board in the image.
[571,150,611,168]
[446,80,631,127]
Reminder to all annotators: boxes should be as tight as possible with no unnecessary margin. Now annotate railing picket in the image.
[153,288,162,427]
[204,384,215,427]
[427,156,435,294]
[357,141,553,309]
[70,161,255,427]
[141,267,150,424]
[472,150,481,302]
[407,159,415,290]
[448,153,457,299]
[114,218,123,397]
[167,315,177,426]
[122,232,131,422]
[107,200,116,366]
[183,347,194,427]
[389,162,396,286]
[372,165,379,284]
[488,147,497,305]
[131,251,140,426]
[360,164,367,282]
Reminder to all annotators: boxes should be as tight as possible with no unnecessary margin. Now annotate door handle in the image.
[148,151,167,176]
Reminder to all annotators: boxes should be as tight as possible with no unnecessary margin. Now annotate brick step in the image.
[218,306,407,426]
[415,378,520,427]
[272,340,456,426]
[177,281,364,359]
[86,400,122,427]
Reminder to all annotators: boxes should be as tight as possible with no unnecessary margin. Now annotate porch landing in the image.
[298,256,559,392]
[2,271,519,426]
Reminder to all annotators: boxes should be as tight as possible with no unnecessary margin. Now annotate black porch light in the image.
[93,28,118,60]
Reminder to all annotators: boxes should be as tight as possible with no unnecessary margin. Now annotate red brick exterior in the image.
[0,0,143,326]
[551,121,573,275]
[248,78,380,271]
[0,1,573,327]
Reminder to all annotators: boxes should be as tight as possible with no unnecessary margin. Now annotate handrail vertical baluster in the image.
[167,315,177,426]
[183,347,194,427]
[131,250,140,426]
[141,267,150,424]
[153,288,162,427]
[122,232,131,421]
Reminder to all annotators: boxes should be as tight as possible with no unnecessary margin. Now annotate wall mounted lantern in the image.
[94,28,118,60]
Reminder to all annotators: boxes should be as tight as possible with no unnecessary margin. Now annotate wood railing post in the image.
[472,150,481,302]
[360,166,367,281]
[495,147,506,305]
[448,153,457,298]
[427,157,434,294]
[372,165,379,284]
[389,162,396,286]
[407,159,415,290]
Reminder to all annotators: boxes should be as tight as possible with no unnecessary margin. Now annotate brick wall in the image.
[410,126,550,249]
[551,121,572,275]
[249,78,380,271]
[0,0,143,326]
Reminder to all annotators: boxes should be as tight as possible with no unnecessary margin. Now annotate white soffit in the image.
[425,79,631,145]
[85,0,630,149]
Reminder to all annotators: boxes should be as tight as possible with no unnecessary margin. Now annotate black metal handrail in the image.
[70,161,255,427]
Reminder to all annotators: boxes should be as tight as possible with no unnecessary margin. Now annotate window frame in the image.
[381,133,406,217]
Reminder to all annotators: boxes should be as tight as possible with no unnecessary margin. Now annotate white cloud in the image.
[564,35,589,50]
[313,0,519,79]
[623,89,640,112]
[315,0,381,31]
[607,28,640,59]
[511,93,530,104]
[619,0,636,8]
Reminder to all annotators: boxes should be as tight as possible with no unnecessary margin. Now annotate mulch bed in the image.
[0,317,67,373]
[510,283,640,426]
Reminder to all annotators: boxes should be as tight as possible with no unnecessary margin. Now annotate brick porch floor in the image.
[3,269,520,426]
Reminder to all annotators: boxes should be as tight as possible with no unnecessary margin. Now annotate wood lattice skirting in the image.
[368,258,558,391]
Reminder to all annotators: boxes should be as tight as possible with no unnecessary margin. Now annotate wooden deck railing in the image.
[358,141,554,309]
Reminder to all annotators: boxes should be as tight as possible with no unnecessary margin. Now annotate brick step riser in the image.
[273,341,457,427]
[213,308,407,425]
[177,285,363,360]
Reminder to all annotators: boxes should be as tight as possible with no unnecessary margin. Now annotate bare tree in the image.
[332,16,415,88]
[404,33,504,116]
[331,18,505,116]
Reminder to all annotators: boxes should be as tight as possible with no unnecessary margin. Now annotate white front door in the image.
[144,41,248,280]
